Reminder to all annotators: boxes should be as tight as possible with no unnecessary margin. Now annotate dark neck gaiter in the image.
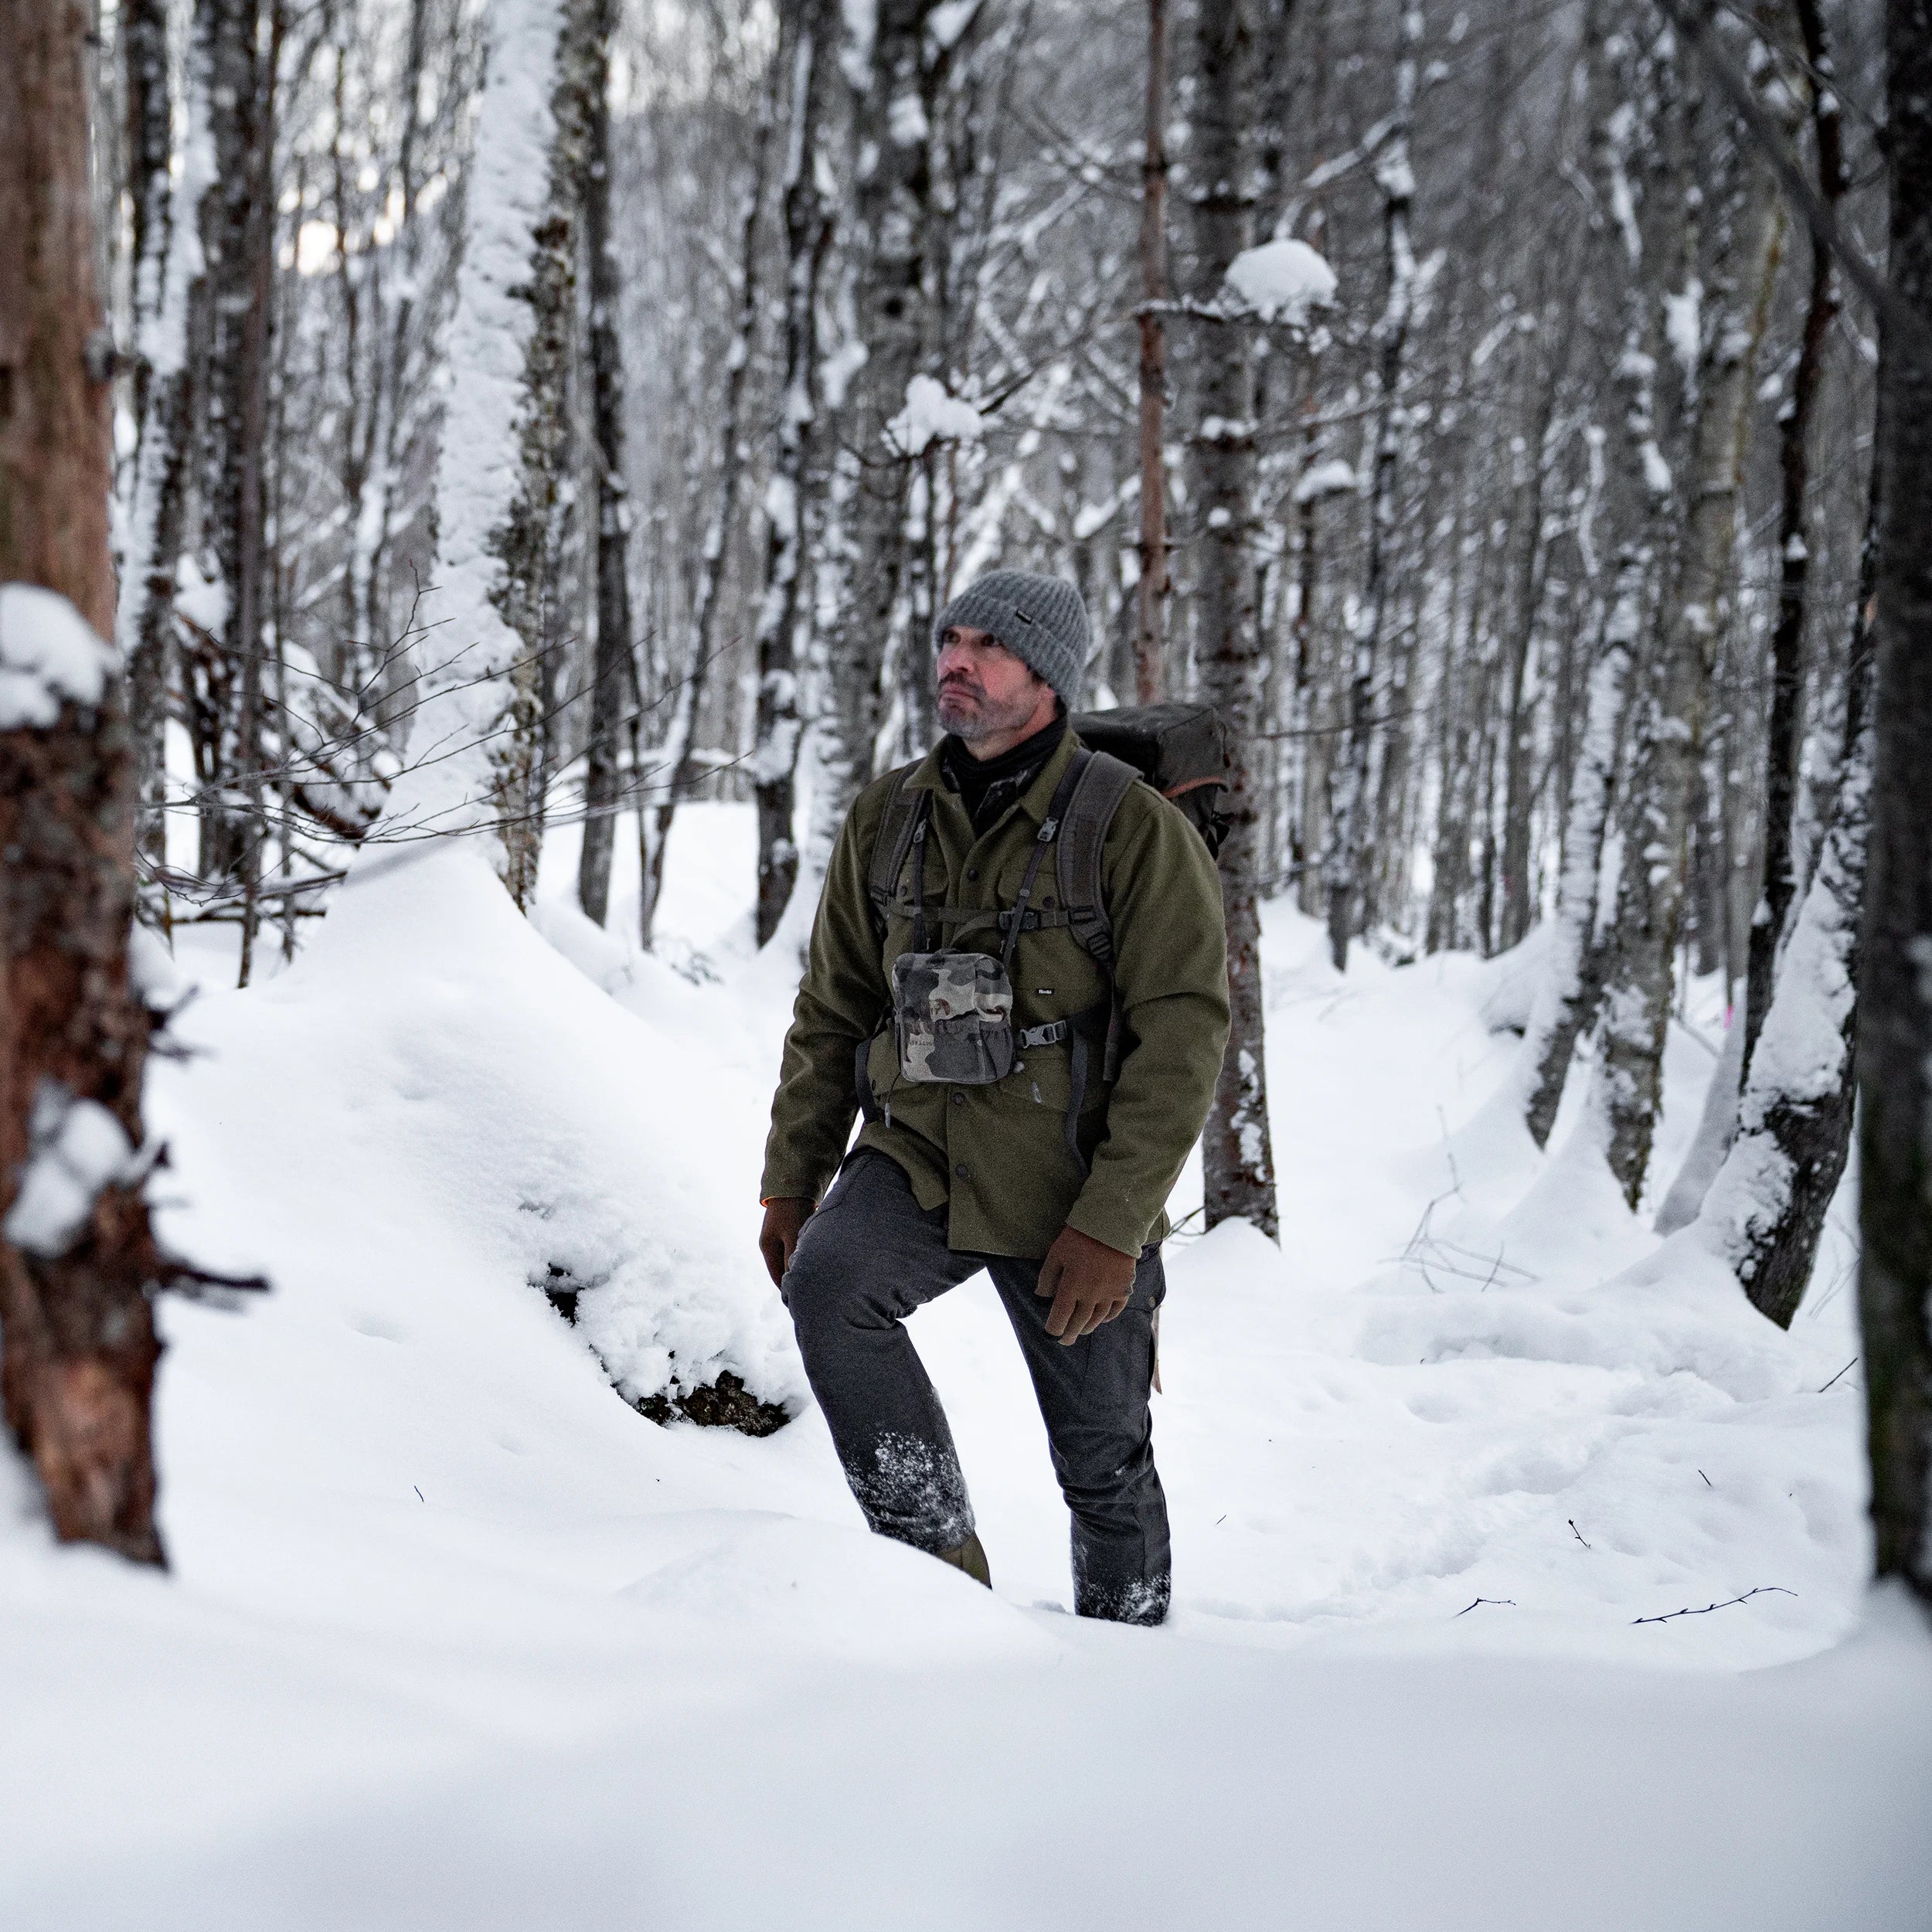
[940,711,1067,835]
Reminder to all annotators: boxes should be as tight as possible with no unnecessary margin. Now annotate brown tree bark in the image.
[1189,0,1277,1239]
[0,0,168,1565]
[1859,0,1932,1606]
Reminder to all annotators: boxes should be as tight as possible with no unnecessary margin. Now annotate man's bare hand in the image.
[1036,1224,1137,1344]
[760,1198,814,1287]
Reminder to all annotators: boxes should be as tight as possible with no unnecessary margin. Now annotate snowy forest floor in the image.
[3,802,1929,1930]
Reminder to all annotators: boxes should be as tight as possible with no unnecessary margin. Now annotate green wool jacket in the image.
[761,726,1231,1260]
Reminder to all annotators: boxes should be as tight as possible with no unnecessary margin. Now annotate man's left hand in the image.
[1036,1224,1138,1345]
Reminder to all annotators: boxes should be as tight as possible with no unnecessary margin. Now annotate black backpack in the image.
[1067,702,1233,861]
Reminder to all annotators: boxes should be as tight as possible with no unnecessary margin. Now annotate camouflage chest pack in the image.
[856,709,1230,1168]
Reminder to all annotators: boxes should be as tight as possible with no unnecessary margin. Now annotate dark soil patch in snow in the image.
[635,1372,791,1437]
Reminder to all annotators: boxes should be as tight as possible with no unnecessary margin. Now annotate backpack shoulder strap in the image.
[1055,748,1141,968]
[864,764,928,930]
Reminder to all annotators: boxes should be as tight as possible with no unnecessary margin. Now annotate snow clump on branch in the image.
[1223,238,1338,326]
[888,375,985,457]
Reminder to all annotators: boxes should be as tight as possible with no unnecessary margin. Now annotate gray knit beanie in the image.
[934,569,1090,706]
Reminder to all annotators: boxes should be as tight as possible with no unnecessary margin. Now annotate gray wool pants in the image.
[781,1148,1171,1625]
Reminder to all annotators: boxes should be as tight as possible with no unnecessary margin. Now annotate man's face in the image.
[935,625,1048,743]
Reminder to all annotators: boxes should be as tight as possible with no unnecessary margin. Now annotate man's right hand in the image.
[759,1198,814,1287]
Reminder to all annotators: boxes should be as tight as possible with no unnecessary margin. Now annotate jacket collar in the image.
[902,720,1082,826]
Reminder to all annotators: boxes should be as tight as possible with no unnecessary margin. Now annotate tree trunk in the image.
[1520,617,1631,1147]
[1702,559,1872,1327]
[1324,3,1420,973]
[814,0,937,849]
[753,0,836,947]
[1189,0,1277,1240]
[1496,325,1566,951]
[1859,0,1932,1605]
[1742,0,1844,1079]
[575,0,634,930]
[1133,0,1171,704]
[638,35,776,947]
[1597,69,1783,1209]
[117,0,210,898]
[0,0,168,1565]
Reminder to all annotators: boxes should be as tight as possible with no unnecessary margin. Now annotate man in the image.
[758,569,1230,1624]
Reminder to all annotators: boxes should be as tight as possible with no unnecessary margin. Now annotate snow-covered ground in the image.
[2,801,1926,1931]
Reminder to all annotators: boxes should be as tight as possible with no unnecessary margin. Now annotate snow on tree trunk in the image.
[1858,0,1932,1604]
[1595,60,1783,1209]
[1700,634,1870,1327]
[1189,0,1277,1240]
[1519,624,1631,1147]
[575,0,634,930]
[1323,3,1420,974]
[384,0,594,911]
[813,0,938,850]
[753,0,836,949]
[0,1,168,1564]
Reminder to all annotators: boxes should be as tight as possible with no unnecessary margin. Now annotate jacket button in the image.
[954,1162,969,1178]
[966,867,979,882]
[951,1091,964,1106]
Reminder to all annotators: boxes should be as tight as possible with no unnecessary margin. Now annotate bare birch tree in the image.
[576,0,636,929]
[384,0,597,909]
[752,0,837,947]
[813,0,939,846]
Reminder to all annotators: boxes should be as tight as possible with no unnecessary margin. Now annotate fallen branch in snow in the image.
[1454,1597,1516,1616]
[1818,1359,1858,1394]
[1631,1587,1796,1627]
[1569,1520,1591,1549]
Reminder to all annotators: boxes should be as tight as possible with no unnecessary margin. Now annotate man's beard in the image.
[937,678,1037,744]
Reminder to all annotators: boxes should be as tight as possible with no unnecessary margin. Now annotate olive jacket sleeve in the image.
[759,783,890,1204]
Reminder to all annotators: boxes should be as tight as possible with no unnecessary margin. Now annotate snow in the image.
[886,372,985,456]
[1223,236,1337,325]
[0,807,1923,1927]
[0,584,117,726]
[1294,456,1359,503]
[3,1086,136,1258]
